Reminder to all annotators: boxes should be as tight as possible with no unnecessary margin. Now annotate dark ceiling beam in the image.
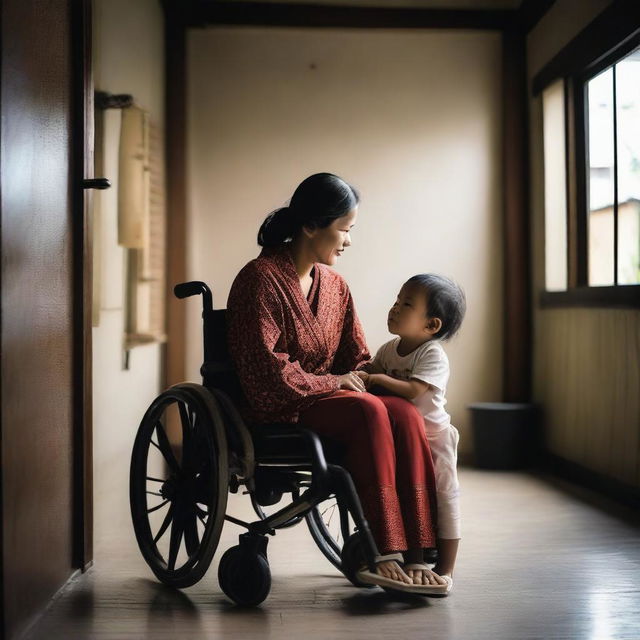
[516,0,555,33]
[179,1,513,30]
[533,0,640,94]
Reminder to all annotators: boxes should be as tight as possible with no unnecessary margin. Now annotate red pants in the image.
[298,391,437,554]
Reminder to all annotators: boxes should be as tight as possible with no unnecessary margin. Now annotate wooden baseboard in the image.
[537,452,640,511]
[458,452,474,467]
[459,450,640,512]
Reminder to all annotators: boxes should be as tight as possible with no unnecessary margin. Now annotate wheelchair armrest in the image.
[296,428,329,477]
[252,424,329,480]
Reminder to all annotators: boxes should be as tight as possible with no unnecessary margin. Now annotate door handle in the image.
[83,178,111,190]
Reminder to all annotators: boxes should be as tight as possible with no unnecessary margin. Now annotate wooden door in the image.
[1,0,98,636]
[1,0,75,636]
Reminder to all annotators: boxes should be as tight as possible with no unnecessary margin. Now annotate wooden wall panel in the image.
[534,309,640,488]
[502,27,532,402]
[1,1,75,637]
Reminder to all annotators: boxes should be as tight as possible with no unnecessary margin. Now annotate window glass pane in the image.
[587,67,615,286]
[543,80,567,291]
[616,48,640,285]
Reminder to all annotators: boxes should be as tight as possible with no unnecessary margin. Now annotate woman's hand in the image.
[355,370,377,389]
[338,371,367,392]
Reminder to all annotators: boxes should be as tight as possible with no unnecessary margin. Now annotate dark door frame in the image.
[71,0,94,571]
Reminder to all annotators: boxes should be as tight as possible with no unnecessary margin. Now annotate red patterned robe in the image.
[227,245,437,553]
[227,244,370,424]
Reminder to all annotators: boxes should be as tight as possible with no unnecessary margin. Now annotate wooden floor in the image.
[27,469,640,640]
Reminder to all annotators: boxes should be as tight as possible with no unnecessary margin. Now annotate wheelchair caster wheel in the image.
[341,533,375,588]
[218,545,271,606]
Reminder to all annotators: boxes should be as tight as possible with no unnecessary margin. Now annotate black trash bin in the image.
[468,402,539,470]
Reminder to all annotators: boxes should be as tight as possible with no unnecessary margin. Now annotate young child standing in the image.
[357,273,466,592]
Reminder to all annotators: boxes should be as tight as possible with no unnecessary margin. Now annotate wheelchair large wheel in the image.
[130,383,228,588]
[306,496,355,571]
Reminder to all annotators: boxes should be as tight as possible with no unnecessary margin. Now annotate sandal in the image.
[356,553,409,589]
[356,554,450,595]
[403,563,452,596]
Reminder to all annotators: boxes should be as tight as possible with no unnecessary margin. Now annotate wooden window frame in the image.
[534,0,640,309]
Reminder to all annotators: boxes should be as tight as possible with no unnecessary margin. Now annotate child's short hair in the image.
[406,273,466,341]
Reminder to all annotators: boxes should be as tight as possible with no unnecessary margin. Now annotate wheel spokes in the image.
[196,505,209,525]
[179,401,206,478]
[184,510,200,557]
[151,401,206,570]
[186,428,210,480]
[339,501,351,544]
[154,421,180,474]
[147,500,169,514]
[193,468,215,505]
[180,403,197,475]
[167,512,185,570]
[153,503,175,544]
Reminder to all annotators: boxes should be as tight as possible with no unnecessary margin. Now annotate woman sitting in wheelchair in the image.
[227,173,453,595]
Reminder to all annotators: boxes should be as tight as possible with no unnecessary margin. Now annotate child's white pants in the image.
[426,424,461,540]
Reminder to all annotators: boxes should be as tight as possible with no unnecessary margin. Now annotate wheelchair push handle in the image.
[174,281,213,312]
[174,280,209,299]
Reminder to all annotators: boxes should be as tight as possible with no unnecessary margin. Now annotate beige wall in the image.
[92,0,164,542]
[187,27,503,455]
[528,0,640,487]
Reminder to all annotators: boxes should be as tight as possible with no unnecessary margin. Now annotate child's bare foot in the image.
[433,565,453,579]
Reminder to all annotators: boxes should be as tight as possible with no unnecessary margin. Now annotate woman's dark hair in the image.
[406,273,466,341]
[258,173,360,247]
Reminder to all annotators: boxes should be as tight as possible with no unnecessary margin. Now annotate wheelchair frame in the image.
[130,281,385,605]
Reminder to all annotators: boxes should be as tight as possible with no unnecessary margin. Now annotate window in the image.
[586,49,640,286]
[542,79,568,292]
[537,16,640,308]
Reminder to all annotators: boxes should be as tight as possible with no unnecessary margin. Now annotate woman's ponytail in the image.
[257,206,296,247]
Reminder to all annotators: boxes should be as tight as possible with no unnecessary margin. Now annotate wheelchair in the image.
[129,281,385,605]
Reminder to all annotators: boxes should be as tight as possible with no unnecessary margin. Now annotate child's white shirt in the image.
[371,337,461,539]
[371,338,451,433]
